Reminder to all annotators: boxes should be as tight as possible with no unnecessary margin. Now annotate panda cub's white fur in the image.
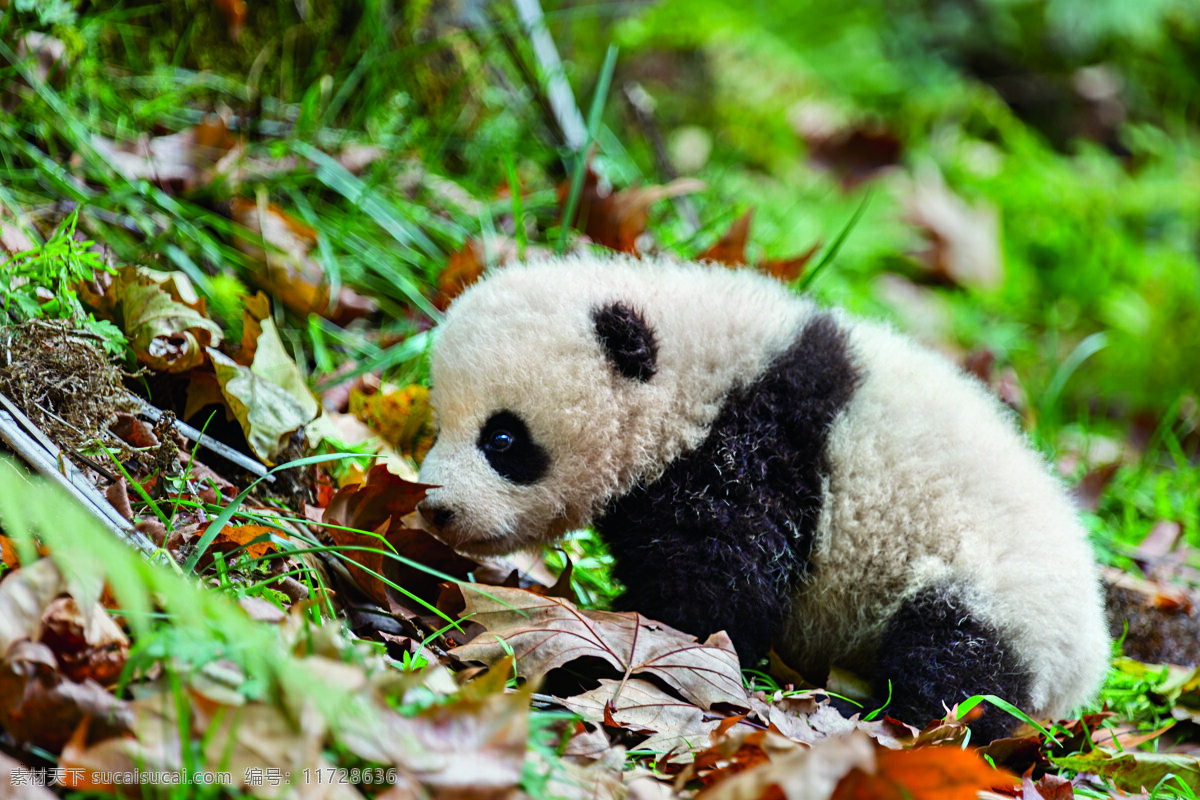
[419,255,1109,740]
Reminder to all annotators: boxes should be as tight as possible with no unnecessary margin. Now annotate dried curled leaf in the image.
[203,293,320,463]
[321,465,476,612]
[559,678,747,763]
[348,383,437,462]
[559,167,704,253]
[80,266,223,372]
[832,745,1017,800]
[687,730,875,800]
[207,348,318,464]
[447,584,745,709]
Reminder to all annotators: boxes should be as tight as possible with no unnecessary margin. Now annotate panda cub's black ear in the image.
[592,301,658,382]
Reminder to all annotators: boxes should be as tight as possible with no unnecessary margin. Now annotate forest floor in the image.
[1,2,1199,798]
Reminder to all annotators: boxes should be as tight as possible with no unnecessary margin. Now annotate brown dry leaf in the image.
[109,412,159,449]
[903,170,1003,290]
[62,689,367,799]
[0,642,132,751]
[560,677,748,763]
[432,236,551,310]
[791,102,902,190]
[544,753,627,800]
[1071,462,1120,512]
[90,116,238,190]
[832,745,1018,800]
[759,240,822,283]
[321,465,477,610]
[185,524,279,568]
[367,659,531,800]
[448,584,745,709]
[560,167,705,253]
[693,730,875,800]
[348,383,437,461]
[39,597,129,686]
[79,266,223,372]
[1134,520,1182,562]
[0,558,70,652]
[1023,771,1073,800]
[699,209,754,266]
[563,720,613,761]
[434,238,489,311]
[231,197,376,325]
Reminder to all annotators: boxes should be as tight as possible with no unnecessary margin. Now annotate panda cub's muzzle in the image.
[416,500,454,533]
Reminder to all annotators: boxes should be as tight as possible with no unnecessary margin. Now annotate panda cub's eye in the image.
[486,430,514,452]
[478,410,549,485]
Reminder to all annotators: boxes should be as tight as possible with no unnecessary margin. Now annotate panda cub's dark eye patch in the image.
[477,411,549,485]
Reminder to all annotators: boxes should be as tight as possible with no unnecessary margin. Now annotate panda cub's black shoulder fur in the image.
[597,311,858,664]
[418,256,1110,743]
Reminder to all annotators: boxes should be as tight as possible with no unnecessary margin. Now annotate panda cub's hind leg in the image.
[875,582,1032,743]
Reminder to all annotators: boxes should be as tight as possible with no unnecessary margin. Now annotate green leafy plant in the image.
[0,208,127,356]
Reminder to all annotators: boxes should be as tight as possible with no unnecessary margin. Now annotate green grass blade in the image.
[557,44,618,255]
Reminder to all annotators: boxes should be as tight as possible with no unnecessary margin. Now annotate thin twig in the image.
[128,393,274,483]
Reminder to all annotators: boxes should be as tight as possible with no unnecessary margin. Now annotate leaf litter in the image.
[0,13,1196,800]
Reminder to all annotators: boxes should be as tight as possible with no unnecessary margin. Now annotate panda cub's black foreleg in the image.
[874,582,1033,742]
[605,530,793,663]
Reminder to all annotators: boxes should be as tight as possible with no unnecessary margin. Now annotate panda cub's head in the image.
[417,260,664,556]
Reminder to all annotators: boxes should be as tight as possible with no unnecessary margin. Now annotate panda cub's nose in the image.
[417,501,454,531]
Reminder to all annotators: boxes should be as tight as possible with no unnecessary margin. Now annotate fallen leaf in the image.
[791,102,902,189]
[559,167,704,253]
[560,678,741,763]
[202,294,321,463]
[1052,749,1200,793]
[903,170,1003,290]
[207,348,319,464]
[62,688,366,799]
[0,535,18,569]
[759,240,822,283]
[1133,520,1182,562]
[363,659,531,800]
[214,0,247,40]
[184,524,279,569]
[1071,462,1120,512]
[434,238,489,311]
[448,584,745,709]
[0,559,71,653]
[0,207,38,255]
[90,117,238,190]
[39,597,130,686]
[0,642,132,751]
[832,745,1017,800]
[12,32,69,86]
[872,273,953,345]
[699,210,754,266]
[348,383,437,462]
[321,465,476,610]
[694,730,875,800]
[231,198,376,326]
[80,266,223,372]
[1023,771,1073,800]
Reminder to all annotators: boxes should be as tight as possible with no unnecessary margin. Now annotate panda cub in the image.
[418,255,1109,741]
